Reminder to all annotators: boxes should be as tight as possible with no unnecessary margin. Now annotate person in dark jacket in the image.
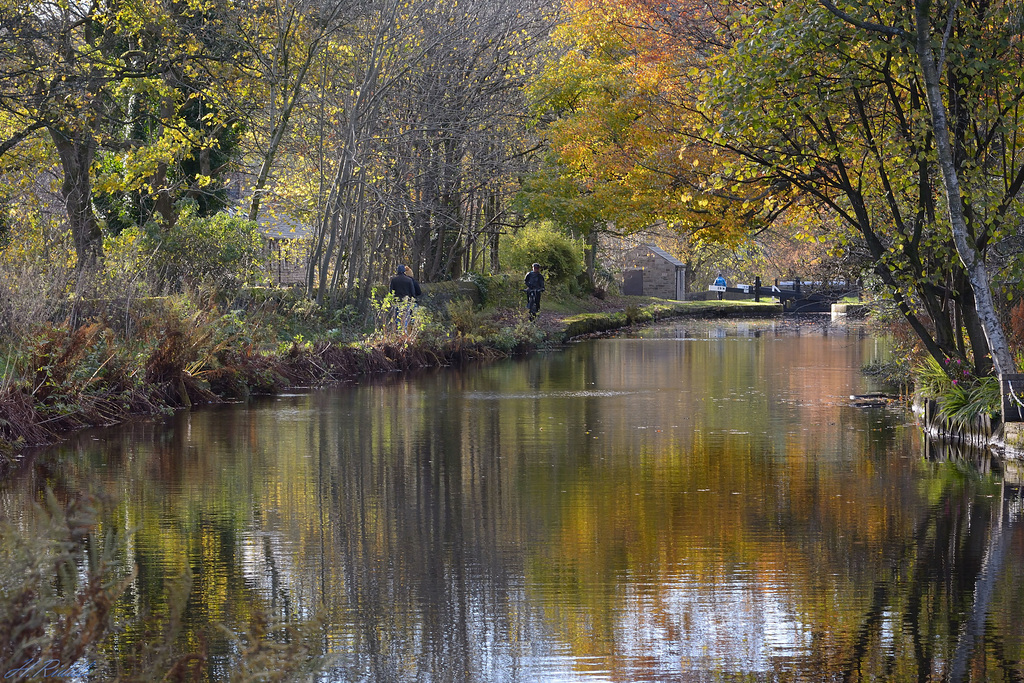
[389,265,421,331]
[389,265,421,299]
[524,263,545,318]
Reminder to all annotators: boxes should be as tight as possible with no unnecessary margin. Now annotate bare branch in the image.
[817,0,910,40]
[0,121,47,160]
[938,0,960,71]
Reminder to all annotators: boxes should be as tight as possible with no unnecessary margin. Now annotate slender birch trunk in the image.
[913,0,1015,376]
[820,0,1017,376]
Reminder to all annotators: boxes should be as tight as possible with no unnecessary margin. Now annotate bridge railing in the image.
[704,277,863,309]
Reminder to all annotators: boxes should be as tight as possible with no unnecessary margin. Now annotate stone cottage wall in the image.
[623,248,679,299]
[267,239,309,286]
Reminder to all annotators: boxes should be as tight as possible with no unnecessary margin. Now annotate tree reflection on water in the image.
[6,320,1023,681]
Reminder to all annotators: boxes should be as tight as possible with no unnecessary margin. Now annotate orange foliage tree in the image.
[519,0,788,276]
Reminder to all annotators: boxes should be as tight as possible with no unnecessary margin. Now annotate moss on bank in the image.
[558,300,780,342]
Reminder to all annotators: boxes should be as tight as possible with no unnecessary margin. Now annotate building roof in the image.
[631,243,686,267]
[258,213,312,240]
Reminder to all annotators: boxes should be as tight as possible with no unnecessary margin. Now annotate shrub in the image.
[420,281,481,309]
[500,223,584,286]
[914,355,956,399]
[25,322,108,402]
[913,355,1001,425]
[124,204,267,292]
[0,262,78,342]
[446,297,483,337]
[367,288,443,345]
[938,376,1001,426]
[0,197,81,340]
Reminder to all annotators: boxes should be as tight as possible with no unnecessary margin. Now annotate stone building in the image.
[260,215,310,287]
[621,244,690,300]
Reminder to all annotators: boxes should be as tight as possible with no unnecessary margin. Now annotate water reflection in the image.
[5,319,1024,681]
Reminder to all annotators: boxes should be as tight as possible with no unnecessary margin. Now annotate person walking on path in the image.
[524,263,545,319]
[713,273,726,300]
[389,265,422,330]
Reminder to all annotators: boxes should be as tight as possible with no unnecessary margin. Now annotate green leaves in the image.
[709,0,1024,373]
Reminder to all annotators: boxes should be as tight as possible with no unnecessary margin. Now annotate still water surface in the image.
[8,318,1024,681]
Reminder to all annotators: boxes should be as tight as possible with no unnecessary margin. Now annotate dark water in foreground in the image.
[5,318,1024,681]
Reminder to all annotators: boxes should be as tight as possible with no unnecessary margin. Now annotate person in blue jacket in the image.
[713,273,726,300]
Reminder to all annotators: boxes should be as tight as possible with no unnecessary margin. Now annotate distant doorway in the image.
[623,269,644,295]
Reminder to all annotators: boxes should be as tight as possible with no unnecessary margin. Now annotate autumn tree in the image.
[0,0,256,269]
[708,0,1024,376]
[818,0,1020,377]
[218,0,357,222]
[0,0,141,269]
[519,0,783,285]
[306,0,552,302]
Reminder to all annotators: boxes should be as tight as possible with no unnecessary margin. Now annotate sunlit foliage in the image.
[521,0,780,248]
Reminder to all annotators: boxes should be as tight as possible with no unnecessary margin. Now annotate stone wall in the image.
[1006,423,1024,461]
[267,239,308,286]
[623,247,680,299]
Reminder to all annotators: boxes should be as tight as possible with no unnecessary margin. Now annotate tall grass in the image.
[913,355,1002,427]
[1,283,550,459]
[0,490,132,678]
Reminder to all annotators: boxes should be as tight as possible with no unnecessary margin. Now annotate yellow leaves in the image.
[93,121,196,198]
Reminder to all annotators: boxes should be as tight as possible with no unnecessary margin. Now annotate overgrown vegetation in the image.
[913,355,1002,427]
[864,295,1024,426]
[0,246,762,472]
[0,269,594,467]
[107,206,268,293]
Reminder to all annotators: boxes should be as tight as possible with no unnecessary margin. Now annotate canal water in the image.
[4,318,1023,681]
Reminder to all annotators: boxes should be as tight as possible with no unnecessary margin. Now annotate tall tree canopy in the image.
[532,4,768,225]
[708,0,1024,375]
[305,0,553,301]
[518,0,793,285]
[0,0,251,269]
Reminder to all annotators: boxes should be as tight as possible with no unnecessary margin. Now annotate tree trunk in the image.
[914,0,1016,376]
[49,127,103,270]
[585,227,599,289]
[947,487,1012,683]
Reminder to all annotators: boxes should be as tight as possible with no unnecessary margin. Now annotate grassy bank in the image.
[0,286,781,470]
[556,300,780,341]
